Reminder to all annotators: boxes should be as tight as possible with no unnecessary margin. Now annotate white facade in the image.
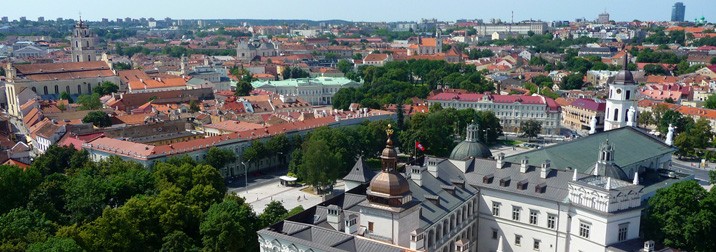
[604,80,638,131]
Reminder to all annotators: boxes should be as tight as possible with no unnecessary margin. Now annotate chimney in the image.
[326,205,344,231]
[633,172,639,185]
[410,229,425,250]
[572,168,578,181]
[427,158,439,178]
[540,159,551,179]
[496,152,505,169]
[344,214,358,234]
[605,177,612,190]
[410,165,426,186]
[520,156,529,173]
[642,241,655,252]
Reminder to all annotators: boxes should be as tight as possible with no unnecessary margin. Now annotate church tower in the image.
[604,51,637,131]
[71,17,98,62]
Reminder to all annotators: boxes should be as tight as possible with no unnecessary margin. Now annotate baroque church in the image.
[257,58,681,252]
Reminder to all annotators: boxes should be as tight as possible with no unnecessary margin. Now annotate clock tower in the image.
[605,52,638,131]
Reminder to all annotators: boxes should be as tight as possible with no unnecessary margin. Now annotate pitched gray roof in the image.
[464,160,575,202]
[504,127,675,174]
[343,156,376,183]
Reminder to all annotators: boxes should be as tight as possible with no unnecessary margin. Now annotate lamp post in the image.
[241,159,251,194]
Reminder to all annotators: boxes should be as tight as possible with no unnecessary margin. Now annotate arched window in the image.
[87,55,91,62]
[76,55,80,62]
[626,90,631,100]
[75,41,79,48]
[54,85,59,94]
[31,87,37,93]
[43,86,48,95]
[87,83,92,93]
[613,108,619,121]
[77,85,82,94]
[65,86,70,93]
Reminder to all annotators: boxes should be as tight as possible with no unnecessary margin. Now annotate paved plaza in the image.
[235,179,345,214]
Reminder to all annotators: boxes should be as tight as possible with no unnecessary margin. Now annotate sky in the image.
[3,0,714,23]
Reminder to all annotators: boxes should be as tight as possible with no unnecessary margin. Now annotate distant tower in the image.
[598,11,610,24]
[71,16,98,62]
[671,2,685,22]
[604,51,638,131]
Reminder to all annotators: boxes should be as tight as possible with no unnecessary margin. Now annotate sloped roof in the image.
[342,156,376,183]
[504,127,675,174]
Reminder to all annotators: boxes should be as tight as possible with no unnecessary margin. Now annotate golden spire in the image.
[386,124,394,146]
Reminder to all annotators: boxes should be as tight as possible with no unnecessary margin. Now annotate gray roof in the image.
[343,157,376,183]
[504,127,675,174]
[449,140,492,160]
[464,159,575,202]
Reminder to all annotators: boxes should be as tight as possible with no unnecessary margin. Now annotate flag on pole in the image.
[415,141,425,151]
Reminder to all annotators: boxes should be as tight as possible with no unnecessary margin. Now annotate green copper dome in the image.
[449,122,492,160]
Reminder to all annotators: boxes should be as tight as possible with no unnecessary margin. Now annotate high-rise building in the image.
[671,2,685,22]
[598,12,610,24]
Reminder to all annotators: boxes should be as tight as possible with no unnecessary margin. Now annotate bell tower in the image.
[604,50,638,131]
[71,16,98,62]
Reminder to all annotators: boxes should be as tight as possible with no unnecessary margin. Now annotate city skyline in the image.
[2,0,714,23]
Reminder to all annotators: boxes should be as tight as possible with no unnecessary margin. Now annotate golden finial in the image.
[386,124,394,146]
[386,124,394,137]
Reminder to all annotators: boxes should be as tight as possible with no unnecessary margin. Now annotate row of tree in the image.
[0,145,297,251]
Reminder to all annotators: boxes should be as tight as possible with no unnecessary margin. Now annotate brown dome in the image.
[369,171,410,196]
[382,146,397,158]
[614,70,635,85]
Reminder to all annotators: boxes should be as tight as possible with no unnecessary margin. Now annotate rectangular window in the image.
[579,222,591,238]
[368,222,374,232]
[512,206,521,221]
[529,210,539,225]
[492,202,501,216]
[547,214,556,229]
[515,235,522,246]
[492,229,498,240]
[533,239,540,250]
[618,223,629,241]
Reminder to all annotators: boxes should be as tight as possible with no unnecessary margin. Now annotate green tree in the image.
[259,200,288,227]
[298,138,342,189]
[27,173,69,224]
[704,94,716,109]
[78,207,144,252]
[560,73,584,90]
[189,100,200,113]
[642,180,716,251]
[204,147,237,171]
[93,81,119,96]
[674,118,713,157]
[643,64,667,75]
[638,111,654,127]
[711,57,716,65]
[60,92,73,103]
[200,196,259,252]
[337,59,353,74]
[286,205,304,218]
[233,68,254,96]
[520,119,542,141]
[30,145,88,176]
[658,110,692,136]
[76,93,102,110]
[113,62,132,70]
[82,111,112,127]
[0,165,41,214]
[160,231,198,252]
[0,208,54,251]
[27,237,83,252]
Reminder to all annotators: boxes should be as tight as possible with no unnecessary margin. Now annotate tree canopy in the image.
[642,180,716,251]
[82,111,112,127]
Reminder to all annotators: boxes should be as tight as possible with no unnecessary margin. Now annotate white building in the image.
[257,123,682,252]
[251,77,361,105]
[427,90,562,135]
[605,56,638,131]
